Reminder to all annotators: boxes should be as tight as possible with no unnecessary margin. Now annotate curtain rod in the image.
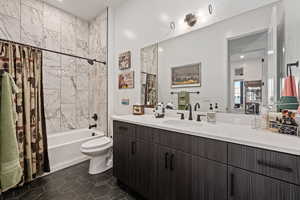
[0,38,106,65]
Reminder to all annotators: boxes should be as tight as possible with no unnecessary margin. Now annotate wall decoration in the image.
[133,105,145,115]
[121,98,130,105]
[119,51,131,70]
[235,67,244,76]
[140,44,158,107]
[119,71,134,89]
[171,63,201,88]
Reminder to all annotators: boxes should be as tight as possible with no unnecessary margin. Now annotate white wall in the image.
[231,59,263,81]
[284,0,300,89]
[284,0,300,64]
[110,2,279,115]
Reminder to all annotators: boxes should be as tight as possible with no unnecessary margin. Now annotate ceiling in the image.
[229,31,268,62]
[45,0,125,21]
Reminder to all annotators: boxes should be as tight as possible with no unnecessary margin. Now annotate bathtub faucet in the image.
[89,124,97,129]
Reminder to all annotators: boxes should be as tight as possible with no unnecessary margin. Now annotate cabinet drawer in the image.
[228,166,300,200]
[192,136,228,163]
[136,125,154,141]
[113,121,136,138]
[228,143,300,185]
[153,129,192,154]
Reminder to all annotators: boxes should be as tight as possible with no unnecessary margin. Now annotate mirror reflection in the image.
[140,1,298,115]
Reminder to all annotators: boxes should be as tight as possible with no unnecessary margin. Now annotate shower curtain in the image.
[0,41,50,188]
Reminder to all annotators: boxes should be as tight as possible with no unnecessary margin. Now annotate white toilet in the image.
[80,136,113,175]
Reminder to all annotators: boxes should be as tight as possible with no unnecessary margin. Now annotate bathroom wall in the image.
[284,0,300,82]
[110,1,280,116]
[284,0,300,64]
[89,12,108,134]
[0,0,107,134]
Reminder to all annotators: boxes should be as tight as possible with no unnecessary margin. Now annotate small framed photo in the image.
[171,63,201,88]
[133,105,145,115]
[119,71,134,89]
[119,51,131,70]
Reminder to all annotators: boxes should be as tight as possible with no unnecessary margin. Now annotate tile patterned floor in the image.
[1,161,137,200]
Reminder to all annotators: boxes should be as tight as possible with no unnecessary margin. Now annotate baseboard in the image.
[48,156,89,174]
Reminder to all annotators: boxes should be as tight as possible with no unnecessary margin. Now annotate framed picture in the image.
[119,71,134,89]
[119,51,131,70]
[171,63,201,88]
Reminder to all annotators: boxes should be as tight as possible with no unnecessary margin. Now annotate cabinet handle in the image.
[257,160,293,173]
[230,173,234,197]
[131,142,136,155]
[133,142,136,154]
[170,154,174,171]
[165,153,169,169]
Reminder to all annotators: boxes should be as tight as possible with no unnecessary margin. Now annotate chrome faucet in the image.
[185,104,193,121]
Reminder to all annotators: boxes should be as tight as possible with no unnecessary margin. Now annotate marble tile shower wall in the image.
[0,0,108,134]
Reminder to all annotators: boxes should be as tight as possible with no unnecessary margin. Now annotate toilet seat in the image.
[81,137,112,151]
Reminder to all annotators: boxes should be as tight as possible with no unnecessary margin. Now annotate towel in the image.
[0,72,23,192]
[282,76,297,97]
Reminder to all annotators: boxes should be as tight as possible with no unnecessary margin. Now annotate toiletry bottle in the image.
[260,106,269,129]
[214,103,219,112]
[209,104,213,111]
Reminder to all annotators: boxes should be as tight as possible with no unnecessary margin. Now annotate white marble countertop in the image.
[112,114,300,156]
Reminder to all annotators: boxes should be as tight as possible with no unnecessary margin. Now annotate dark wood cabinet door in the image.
[113,122,136,188]
[171,150,193,200]
[113,127,131,184]
[192,156,227,200]
[228,167,300,200]
[157,145,173,200]
[135,140,157,200]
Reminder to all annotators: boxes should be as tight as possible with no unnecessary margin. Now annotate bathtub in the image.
[47,129,104,172]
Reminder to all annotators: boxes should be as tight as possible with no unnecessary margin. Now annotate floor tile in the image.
[1,161,136,200]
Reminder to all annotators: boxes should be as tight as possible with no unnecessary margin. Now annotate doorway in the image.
[228,31,268,114]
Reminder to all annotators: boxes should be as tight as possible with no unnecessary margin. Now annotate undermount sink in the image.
[163,119,203,128]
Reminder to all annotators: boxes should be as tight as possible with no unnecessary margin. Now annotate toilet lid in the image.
[82,137,111,150]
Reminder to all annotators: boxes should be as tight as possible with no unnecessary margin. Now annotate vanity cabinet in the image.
[228,166,300,200]
[192,156,227,200]
[157,146,193,200]
[113,120,300,200]
[113,121,228,200]
[228,143,300,185]
[113,121,157,200]
[113,121,136,188]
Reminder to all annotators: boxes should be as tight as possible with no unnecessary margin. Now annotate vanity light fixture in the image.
[240,55,245,59]
[208,4,213,15]
[169,21,176,31]
[56,0,63,2]
[184,13,198,27]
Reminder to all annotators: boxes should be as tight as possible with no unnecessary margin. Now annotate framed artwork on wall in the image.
[119,71,134,89]
[119,51,131,70]
[171,63,201,88]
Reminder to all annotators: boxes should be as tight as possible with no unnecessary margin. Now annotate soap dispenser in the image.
[209,103,213,111]
[214,103,219,112]
[207,103,216,123]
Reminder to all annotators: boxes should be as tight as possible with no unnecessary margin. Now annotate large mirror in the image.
[140,1,299,114]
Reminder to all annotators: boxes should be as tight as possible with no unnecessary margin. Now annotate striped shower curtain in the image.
[0,41,50,186]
